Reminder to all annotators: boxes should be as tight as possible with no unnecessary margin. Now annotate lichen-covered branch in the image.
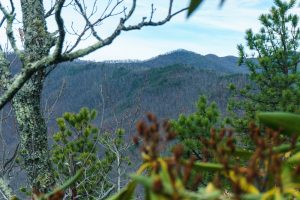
[0,47,11,91]
[0,55,55,109]
[0,178,14,200]
[0,1,23,60]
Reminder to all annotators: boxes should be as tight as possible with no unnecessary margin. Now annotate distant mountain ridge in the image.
[89,49,247,74]
[41,49,248,126]
[3,49,249,140]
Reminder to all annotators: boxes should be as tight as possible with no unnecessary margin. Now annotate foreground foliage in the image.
[110,112,300,200]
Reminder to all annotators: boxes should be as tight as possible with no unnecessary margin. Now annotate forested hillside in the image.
[42,49,248,135]
[1,49,248,195]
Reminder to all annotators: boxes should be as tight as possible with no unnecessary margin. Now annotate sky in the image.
[80,0,275,61]
[1,0,297,61]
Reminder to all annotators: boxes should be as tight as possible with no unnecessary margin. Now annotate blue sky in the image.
[82,0,276,61]
[0,0,296,61]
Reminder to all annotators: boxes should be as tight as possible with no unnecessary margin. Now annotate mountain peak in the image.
[163,49,200,56]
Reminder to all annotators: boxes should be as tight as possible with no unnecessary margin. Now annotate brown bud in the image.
[136,121,146,136]
[210,128,216,139]
[166,131,177,141]
[153,177,163,193]
[132,136,139,145]
[49,190,64,200]
[172,144,184,160]
[150,123,159,133]
[219,128,225,139]
[291,134,298,149]
[147,112,157,122]
[163,120,171,131]
[192,174,202,190]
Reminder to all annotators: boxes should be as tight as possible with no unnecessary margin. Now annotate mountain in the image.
[41,49,248,133]
[141,49,247,74]
[93,49,247,74]
[1,49,249,191]
[2,49,248,138]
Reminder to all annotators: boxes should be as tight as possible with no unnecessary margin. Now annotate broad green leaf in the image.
[286,152,300,165]
[39,169,83,200]
[241,193,263,200]
[106,181,137,200]
[231,148,253,159]
[228,171,259,194]
[191,161,223,172]
[131,174,173,197]
[158,159,173,187]
[182,189,221,199]
[258,112,300,136]
[281,165,292,187]
[275,188,283,200]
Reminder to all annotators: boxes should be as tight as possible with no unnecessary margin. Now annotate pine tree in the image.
[51,108,115,199]
[227,0,300,131]
[171,96,220,159]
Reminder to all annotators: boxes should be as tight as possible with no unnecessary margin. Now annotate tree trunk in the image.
[12,77,54,192]
[11,0,54,193]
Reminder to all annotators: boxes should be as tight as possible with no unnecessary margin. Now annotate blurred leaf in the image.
[158,159,172,186]
[191,161,224,171]
[241,193,263,200]
[219,0,226,7]
[182,188,221,199]
[131,174,172,198]
[228,171,259,194]
[281,165,292,187]
[230,148,253,159]
[106,181,137,200]
[187,0,204,17]
[286,152,300,165]
[258,112,300,136]
[39,169,83,200]
[187,0,226,17]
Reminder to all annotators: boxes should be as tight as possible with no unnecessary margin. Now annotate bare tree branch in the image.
[0,1,23,60]
[0,55,56,109]
[43,79,66,123]
[61,1,187,60]
[0,0,187,110]
[53,0,66,58]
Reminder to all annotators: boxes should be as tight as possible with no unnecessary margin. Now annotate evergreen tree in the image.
[171,96,220,159]
[227,0,300,131]
[51,108,115,199]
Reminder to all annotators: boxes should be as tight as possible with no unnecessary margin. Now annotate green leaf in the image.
[192,161,223,172]
[39,169,83,200]
[286,152,300,165]
[241,193,263,200]
[257,112,300,136]
[106,181,137,200]
[281,165,292,187]
[187,0,226,17]
[182,189,221,199]
[187,0,203,17]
